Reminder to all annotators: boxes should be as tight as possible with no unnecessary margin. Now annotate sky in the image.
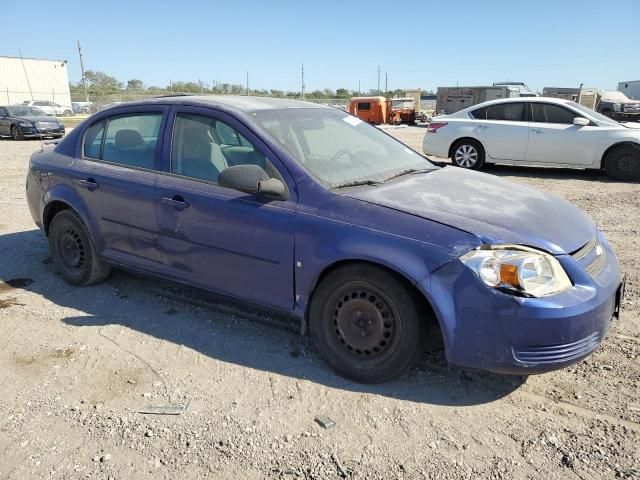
[3,0,639,93]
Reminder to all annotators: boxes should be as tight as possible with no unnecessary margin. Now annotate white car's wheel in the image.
[452,140,485,170]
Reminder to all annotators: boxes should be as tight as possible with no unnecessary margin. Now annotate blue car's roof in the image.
[105,95,328,113]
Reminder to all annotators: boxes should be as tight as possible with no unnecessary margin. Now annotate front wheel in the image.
[10,125,22,140]
[451,139,485,169]
[62,110,72,116]
[605,145,640,181]
[48,210,111,286]
[309,264,426,383]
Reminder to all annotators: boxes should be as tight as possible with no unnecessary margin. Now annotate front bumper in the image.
[418,230,623,374]
[19,125,65,138]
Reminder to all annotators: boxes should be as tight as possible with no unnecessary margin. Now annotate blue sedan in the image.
[26,96,625,383]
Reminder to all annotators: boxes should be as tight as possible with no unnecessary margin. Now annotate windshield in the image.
[568,101,620,125]
[7,106,46,117]
[392,99,414,109]
[253,108,434,188]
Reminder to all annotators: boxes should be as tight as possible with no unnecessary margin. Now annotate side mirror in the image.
[573,117,589,126]
[218,164,288,200]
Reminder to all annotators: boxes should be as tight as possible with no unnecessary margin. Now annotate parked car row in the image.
[423,97,640,181]
[25,95,625,383]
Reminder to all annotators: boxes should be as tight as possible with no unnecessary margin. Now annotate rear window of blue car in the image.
[82,113,162,169]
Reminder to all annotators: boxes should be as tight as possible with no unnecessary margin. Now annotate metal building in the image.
[0,55,71,106]
[618,80,640,100]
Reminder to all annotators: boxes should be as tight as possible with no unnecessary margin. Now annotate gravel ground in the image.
[0,129,639,479]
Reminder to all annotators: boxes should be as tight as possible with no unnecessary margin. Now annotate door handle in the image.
[162,195,190,210]
[78,178,99,190]
[531,128,544,134]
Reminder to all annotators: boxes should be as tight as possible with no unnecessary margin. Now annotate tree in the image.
[335,88,351,99]
[83,70,123,94]
[127,79,144,90]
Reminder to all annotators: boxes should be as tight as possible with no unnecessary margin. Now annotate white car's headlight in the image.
[460,246,572,297]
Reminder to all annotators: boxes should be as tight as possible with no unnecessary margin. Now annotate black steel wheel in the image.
[605,145,640,181]
[48,209,111,286]
[10,125,22,140]
[310,264,426,383]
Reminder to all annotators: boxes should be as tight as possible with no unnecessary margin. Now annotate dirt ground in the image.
[0,128,639,479]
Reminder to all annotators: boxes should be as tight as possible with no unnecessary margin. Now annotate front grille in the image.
[513,332,600,364]
[571,236,606,278]
[35,122,59,129]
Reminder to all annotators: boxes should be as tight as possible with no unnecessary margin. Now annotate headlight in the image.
[19,122,33,127]
[460,246,572,297]
[613,103,622,112]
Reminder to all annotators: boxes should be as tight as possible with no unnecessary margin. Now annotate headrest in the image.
[115,129,144,149]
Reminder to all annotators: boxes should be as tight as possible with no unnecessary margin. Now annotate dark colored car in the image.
[597,91,640,121]
[25,96,624,383]
[0,106,65,139]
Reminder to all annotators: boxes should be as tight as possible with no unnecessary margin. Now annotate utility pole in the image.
[385,72,388,94]
[246,72,250,95]
[377,65,381,95]
[169,79,173,93]
[301,64,305,101]
[577,82,584,104]
[358,80,360,95]
[18,50,34,101]
[76,41,89,103]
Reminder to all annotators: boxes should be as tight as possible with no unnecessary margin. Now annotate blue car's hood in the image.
[346,167,594,255]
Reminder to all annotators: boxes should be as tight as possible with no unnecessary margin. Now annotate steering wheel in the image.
[328,148,353,166]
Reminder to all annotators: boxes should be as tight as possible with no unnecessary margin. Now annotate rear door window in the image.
[483,103,525,121]
[530,103,579,124]
[102,114,162,169]
[83,120,105,159]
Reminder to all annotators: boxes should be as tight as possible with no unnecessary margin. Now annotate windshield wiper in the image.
[383,168,433,182]
[331,179,382,189]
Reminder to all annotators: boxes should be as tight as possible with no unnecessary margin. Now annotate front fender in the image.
[292,201,481,321]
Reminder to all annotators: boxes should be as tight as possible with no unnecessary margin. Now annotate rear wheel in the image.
[451,139,485,169]
[604,145,640,181]
[309,264,426,383]
[62,110,72,116]
[48,210,111,286]
[10,125,22,140]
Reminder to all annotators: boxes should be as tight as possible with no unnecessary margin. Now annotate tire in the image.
[605,145,640,181]
[62,110,72,116]
[10,125,22,140]
[309,264,427,383]
[451,139,485,169]
[48,209,111,286]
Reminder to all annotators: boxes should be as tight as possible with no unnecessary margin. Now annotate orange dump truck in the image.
[348,96,391,125]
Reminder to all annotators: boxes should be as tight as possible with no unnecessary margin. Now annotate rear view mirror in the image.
[218,164,288,200]
[573,117,589,126]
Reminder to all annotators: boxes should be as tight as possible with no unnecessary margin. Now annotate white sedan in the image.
[21,100,73,117]
[422,97,640,181]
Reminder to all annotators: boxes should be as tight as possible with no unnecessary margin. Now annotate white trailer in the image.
[0,56,71,106]
[618,80,640,100]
